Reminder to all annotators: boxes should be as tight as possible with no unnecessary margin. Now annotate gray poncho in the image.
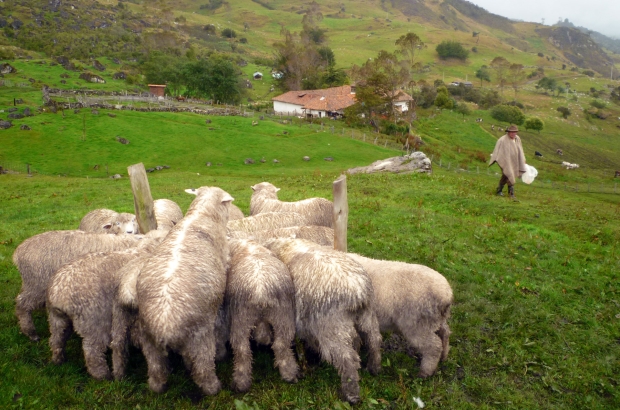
[489,134,527,185]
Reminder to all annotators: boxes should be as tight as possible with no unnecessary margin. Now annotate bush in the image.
[221,28,237,38]
[524,117,544,133]
[239,38,248,44]
[537,52,544,57]
[590,99,607,109]
[490,105,525,125]
[436,40,469,60]
[582,70,595,77]
[203,24,217,34]
[479,90,502,109]
[556,106,571,119]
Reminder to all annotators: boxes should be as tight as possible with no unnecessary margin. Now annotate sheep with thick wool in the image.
[46,237,162,380]
[250,182,333,227]
[263,238,382,404]
[13,230,145,341]
[228,225,334,247]
[227,211,309,235]
[79,209,138,234]
[135,186,233,396]
[152,199,184,231]
[224,239,299,392]
[346,253,453,377]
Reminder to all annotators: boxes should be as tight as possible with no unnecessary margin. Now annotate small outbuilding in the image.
[148,84,166,98]
[253,72,263,80]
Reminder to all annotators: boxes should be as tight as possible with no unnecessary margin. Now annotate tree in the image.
[436,41,469,60]
[490,56,510,96]
[536,77,557,94]
[141,51,185,96]
[490,105,525,125]
[273,28,323,91]
[349,50,410,119]
[524,117,544,133]
[434,86,454,109]
[475,66,491,87]
[221,28,237,38]
[183,57,241,104]
[508,63,525,100]
[395,32,424,68]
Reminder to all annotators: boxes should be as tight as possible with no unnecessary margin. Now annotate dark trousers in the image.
[499,174,513,187]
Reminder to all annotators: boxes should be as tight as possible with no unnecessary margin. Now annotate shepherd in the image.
[489,125,527,201]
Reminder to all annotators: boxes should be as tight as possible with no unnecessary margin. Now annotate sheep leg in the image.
[15,292,40,341]
[355,308,383,376]
[48,308,73,364]
[180,330,221,396]
[402,326,443,378]
[82,336,112,380]
[313,320,361,404]
[436,321,451,362]
[141,334,170,393]
[111,304,132,380]
[267,311,298,384]
[229,314,255,393]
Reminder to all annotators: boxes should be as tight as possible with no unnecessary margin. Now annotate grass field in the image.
[1,164,619,409]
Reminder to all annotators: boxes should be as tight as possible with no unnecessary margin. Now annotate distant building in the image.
[272,85,356,118]
[253,72,263,80]
[148,84,166,98]
[390,90,414,112]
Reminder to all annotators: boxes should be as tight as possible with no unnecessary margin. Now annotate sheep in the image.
[346,253,453,378]
[135,186,233,396]
[13,230,145,341]
[562,161,580,169]
[228,225,334,247]
[227,212,309,234]
[263,238,382,404]
[229,204,245,220]
[79,209,138,234]
[46,239,162,380]
[224,239,299,392]
[153,199,184,231]
[250,182,333,227]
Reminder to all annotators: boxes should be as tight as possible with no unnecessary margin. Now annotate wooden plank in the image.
[127,163,157,234]
[333,174,348,252]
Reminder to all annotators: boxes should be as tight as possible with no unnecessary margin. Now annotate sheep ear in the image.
[251,185,256,191]
[185,188,198,195]
[102,223,112,231]
[275,188,281,192]
[221,193,234,204]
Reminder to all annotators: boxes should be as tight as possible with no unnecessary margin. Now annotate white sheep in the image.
[153,199,184,231]
[135,186,233,396]
[229,203,245,220]
[250,182,333,227]
[561,161,579,170]
[346,253,453,378]
[263,238,382,404]
[79,209,138,234]
[228,225,334,247]
[13,230,145,341]
[227,212,309,234]
[46,241,161,380]
[224,239,299,392]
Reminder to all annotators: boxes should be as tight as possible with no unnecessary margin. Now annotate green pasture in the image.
[1,163,618,409]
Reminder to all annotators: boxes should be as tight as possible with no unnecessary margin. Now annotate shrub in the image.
[556,106,571,119]
[436,40,469,60]
[239,38,248,44]
[479,90,502,109]
[221,28,237,38]
[537,52,544,57]
[524,117,544,133]
[490,105,525,125]
[582,70,595,77]
[203,24,217,34]
[590,99,607,109]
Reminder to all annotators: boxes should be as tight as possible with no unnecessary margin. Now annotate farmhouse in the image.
[391,90,414,113]
[272,85,356,118]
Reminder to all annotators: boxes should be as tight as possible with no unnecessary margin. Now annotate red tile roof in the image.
[272,85,356,111]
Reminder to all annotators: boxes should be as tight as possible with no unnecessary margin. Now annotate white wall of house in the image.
[394,101,409,112]
[273,101,304,115]
[306,109,327,118]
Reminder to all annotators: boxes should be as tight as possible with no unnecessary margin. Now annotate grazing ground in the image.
[1,161,618,409]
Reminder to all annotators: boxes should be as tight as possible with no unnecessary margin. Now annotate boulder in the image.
[347,152,432,175]
[93,60,106,71]
[0,120,12,129]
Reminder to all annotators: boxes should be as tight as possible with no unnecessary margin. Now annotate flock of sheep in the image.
[12,181,453,404]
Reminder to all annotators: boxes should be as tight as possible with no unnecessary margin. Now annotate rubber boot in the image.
[508,185,518,201]
[496,183,505,196]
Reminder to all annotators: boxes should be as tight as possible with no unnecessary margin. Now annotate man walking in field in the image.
[489,124,527,200]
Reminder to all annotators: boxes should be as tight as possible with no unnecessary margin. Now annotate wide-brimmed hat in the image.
[506,125,519,132]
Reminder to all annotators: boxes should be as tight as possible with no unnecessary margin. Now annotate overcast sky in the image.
[467,0,620,39]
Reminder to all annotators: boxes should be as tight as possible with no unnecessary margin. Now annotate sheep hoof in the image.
[231,378,251,393]
[148,379,168,394]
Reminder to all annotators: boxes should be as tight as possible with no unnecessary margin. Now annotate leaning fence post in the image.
[333,174,348,252]
[127,163,158,234]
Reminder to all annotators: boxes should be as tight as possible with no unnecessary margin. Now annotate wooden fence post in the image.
[333,174,348,252]
[127,163,158,234]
